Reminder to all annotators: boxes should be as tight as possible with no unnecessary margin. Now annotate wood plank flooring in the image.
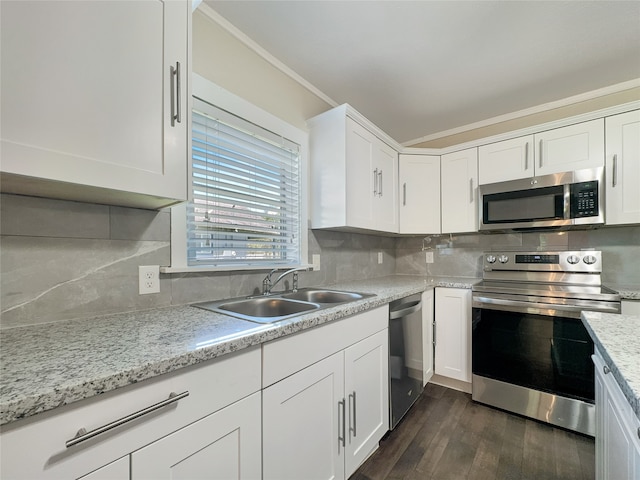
[352,383,595,480]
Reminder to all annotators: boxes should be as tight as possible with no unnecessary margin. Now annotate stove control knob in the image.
[486,255,496,264]
[498,255,509,264]
[583,255,597,265]
[567,255,580,264]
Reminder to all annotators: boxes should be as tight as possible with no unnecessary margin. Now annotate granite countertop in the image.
[609,285,640,301]
[0,275,479,426]
[582,311,640,420]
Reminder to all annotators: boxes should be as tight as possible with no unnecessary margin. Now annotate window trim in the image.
[163,74,309,273]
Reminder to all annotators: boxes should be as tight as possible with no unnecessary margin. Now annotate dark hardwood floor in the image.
[352,383,595,480]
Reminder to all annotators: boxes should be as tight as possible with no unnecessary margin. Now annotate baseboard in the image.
[428,374,472,394]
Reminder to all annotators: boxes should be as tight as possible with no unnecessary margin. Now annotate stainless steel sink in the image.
[194,297,320,324]
[282,289,364,304]
[193,288,373,324]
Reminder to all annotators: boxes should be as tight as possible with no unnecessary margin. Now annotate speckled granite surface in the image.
[0,275,479,425]
[609,285,640,300]
[582,311,640,420]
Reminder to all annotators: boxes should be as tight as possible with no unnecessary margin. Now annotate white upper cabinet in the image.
[441,148,478,234]
[308,105,399,234]
[399,154,441,234]
[478,135,534,184]
[0,0,189,209]
[605,110,640,226]
[478,119,605,185]
[535,119,604,175]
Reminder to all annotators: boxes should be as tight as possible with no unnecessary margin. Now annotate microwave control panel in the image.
[570,181,599,217]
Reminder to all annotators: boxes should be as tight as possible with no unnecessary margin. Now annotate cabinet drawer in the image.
[263,306,388,387]
[0,347,261,479]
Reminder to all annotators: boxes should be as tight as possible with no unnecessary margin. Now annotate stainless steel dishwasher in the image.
[389,293,424,429]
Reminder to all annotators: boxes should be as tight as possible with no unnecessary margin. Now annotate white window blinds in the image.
[188,98,301,267]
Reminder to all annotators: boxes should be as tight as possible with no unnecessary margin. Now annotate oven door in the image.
[472,302,595,403]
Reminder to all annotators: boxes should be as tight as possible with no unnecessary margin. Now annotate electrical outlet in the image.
[378,251,383,264]
[312,254,321,271]
[139,265,160,294]
[425,251,434,263]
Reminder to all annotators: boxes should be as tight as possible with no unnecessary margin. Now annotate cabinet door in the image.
[422,289,435,386]
[346,118,376,230]
[132,392,261,480]
[399,154,441,234]
[263,352,345,480]
[374,142,399,232]
[0,0,188,208]
[593,352,640,480]
[535,119,604,176]
[478,135,534,184]
[434,288,472,383]
[441,148,478,234]
[605,110,640,225]
[343,329,389,477]
[78,457,129,480]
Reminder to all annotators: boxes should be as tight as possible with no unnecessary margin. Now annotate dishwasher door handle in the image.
[389,300,422,319]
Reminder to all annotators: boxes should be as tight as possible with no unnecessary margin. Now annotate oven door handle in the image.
[472,295,618,317]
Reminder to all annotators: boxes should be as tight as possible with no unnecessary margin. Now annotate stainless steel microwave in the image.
[478,167,604,231]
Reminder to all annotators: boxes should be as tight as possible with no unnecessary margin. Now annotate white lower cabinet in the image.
[0,348,261,479]
[262,307,389,480]
[78,457,129,480]
[434,287,472,383]
[132,392,261,479]
[422,289,435,386]
[593,349,640,480]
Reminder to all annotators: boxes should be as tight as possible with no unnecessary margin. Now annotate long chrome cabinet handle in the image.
[378,170,383,197]
[66,391,189,448]
[524,142,529,171]
[373,169,378,196]
[469,178,474,203]
[338,398,346,452]
[170,62,181,126]
[403,183,407,206]
[349,391,357,438]
[539,139,543,168]
[612,154,618,187]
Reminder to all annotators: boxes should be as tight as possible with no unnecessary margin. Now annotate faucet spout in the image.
[262,267,309,295]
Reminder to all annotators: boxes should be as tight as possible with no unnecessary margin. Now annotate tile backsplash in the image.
[395,227,640,286]
[1,194,637,328]
[0,194,395,328]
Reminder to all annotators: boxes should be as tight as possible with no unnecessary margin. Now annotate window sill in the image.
[160,264,313,274]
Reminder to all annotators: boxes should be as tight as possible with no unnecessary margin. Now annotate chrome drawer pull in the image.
[603,365,611,375]
[66,391,189,448]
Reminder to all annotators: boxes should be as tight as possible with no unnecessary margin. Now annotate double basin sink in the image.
[193,288,373,324]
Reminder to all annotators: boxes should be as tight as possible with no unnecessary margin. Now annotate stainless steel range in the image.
[472,250,620,436]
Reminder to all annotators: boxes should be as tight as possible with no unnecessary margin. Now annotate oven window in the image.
[483,185,564,224]
[472,308,594,402]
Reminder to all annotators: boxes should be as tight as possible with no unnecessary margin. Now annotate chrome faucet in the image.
[262,267,309,295]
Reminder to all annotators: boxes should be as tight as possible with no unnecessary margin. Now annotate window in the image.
[168,74,308,272]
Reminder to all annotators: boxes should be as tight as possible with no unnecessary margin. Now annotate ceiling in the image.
[204,1,640,145]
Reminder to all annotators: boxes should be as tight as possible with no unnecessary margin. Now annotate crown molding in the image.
[196,3,338,109]
[403,79,640,147]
